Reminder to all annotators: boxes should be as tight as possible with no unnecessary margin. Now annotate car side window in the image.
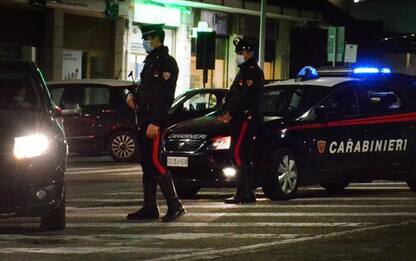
[49,87,64,106]
[183,93,218,111]
[356,84,405,116]
[83,87,110,106]
[319,87,359,118]
[60,87,83,109]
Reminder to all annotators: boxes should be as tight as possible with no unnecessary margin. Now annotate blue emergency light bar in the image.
[296,66,319,81]
[353,67,392,74]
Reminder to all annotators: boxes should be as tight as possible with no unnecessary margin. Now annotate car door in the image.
[308,85,371,181]
[354,81,414,175]
[58,85,97,153]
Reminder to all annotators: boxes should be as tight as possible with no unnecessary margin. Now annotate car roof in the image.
[267,77,360,88]
[48,79,134,87]
[181,88,228,95]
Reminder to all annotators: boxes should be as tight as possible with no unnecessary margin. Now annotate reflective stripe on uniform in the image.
[152,131,167,175]
[234,120,249,167]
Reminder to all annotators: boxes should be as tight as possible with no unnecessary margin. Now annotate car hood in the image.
[166,116,229,140]
[0,110,54,144]
[165,115,287,141]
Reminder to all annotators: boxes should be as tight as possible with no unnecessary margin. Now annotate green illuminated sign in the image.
[134,2,181,27]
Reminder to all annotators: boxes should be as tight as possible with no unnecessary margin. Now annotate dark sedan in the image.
[48,81,227,162]
[0,61,67,230]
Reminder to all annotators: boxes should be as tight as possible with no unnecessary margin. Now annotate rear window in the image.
[0,69,41,110]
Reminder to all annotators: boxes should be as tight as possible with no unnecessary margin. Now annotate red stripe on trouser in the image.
[234,121,249,168]
[152,131,167,175]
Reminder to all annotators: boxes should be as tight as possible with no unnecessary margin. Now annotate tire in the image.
[175,184,200,199]
[40,195,66,231]
[261,148,300,200]
[108,130,138,162]
[320,182,349,193]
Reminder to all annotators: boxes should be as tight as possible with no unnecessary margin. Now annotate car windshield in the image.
[261,85,332,118]
[0,69,40,110]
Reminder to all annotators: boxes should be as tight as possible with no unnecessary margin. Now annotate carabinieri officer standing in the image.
[126,24,186,222]
[220,37,264,204]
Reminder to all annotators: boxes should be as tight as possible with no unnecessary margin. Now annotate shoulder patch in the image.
[247,79,254,87]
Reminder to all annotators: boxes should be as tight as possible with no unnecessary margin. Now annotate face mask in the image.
[143,40,154,53]
[236,54,245,65]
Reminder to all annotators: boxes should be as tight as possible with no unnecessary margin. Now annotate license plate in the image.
[167,156,188,168]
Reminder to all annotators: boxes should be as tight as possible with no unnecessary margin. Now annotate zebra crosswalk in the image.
[0,162,415,260]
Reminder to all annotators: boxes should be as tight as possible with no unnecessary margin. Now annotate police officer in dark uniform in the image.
[126,24,186,222]
[219,37,264,204]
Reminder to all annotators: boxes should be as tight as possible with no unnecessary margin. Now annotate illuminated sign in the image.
[134,3,181,27]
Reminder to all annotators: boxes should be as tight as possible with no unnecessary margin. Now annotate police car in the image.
[162,66,416,199]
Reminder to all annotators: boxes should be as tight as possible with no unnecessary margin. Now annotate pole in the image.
[203,68,208,88]
[258,0,267,69]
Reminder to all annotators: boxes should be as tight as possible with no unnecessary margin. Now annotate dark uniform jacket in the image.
[224,57,264,125]
[133,46,179,128]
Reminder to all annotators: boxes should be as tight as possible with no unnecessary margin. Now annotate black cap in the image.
[139,23,165,40]
[233,37,255,53]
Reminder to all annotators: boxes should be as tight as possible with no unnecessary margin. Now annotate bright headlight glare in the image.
[14,134,49,159]
[210,136,231,150]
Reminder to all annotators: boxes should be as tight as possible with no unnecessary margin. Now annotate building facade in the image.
[1,0,352,96]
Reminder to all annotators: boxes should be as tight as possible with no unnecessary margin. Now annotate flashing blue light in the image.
[296,66,319,81]
[353,67,392,74]
[380,68,391,74]
[353,67,379,74]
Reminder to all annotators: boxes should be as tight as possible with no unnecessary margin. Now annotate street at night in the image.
[0,157,415,260]
[2,0,416,260]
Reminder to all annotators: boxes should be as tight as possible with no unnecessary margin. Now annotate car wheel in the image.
[320,182,349,193]
[108,131,138,162]
[262,148,299,200]
[40,194,65,231]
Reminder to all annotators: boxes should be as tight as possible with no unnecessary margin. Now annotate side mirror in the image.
[62,103,82,116]
[53,105,63,118]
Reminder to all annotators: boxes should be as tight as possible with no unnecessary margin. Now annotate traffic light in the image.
[196,31,216,70]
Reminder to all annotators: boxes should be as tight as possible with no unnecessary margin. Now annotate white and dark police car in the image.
[0,61,67,230]
[162,66,416,199]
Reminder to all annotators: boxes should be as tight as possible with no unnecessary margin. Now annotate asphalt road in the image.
[1,156,416,261]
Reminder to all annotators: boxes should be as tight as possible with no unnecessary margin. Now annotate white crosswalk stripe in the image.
[2,162,416,259]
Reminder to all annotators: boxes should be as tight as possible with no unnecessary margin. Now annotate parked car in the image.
[0,61,67,230]
[162,66,416,199]
[48,80,227,162]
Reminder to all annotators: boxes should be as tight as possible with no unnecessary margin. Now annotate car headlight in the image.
[13,134,49,159]
[210,136,231,150]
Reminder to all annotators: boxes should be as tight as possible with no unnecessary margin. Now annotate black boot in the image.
[225,163,256,204]
[224,191,256,204]
[127,176,159,220]
[156,173,186,222]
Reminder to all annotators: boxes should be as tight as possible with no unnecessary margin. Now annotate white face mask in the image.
[236,54,245,65]
[143,40,154,53]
